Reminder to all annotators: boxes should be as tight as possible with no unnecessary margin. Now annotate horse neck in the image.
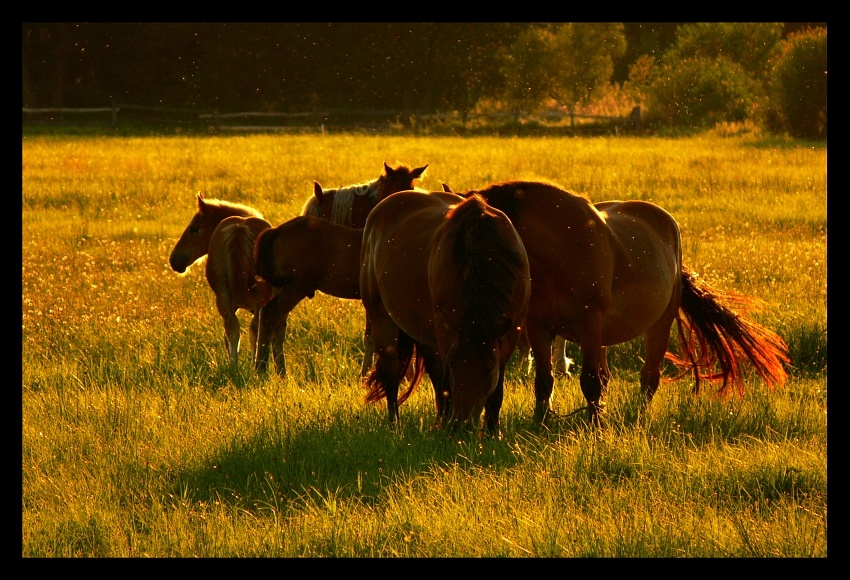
[330,181,377,227]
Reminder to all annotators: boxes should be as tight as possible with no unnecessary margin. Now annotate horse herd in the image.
[169,162,791,436]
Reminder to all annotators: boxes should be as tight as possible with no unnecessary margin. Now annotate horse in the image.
[253,161,429,377]
[360,190,531,435]
[456,180,790,424]
[169,193,275,366]
[252,215,364,377]
[440,182,574,378]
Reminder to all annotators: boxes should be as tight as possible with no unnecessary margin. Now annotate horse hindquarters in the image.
[207,216,272,367]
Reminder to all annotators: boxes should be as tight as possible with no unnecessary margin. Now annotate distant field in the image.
[22,132,826,557]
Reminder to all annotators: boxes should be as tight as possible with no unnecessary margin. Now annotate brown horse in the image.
[253,215,364,376]
[360,191,531,435]
[299,161,428,375]
[169,193,275,366]
[458,180,790,424]
[440,182,574,377]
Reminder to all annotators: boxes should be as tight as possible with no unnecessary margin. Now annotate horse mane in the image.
[201,197,264,220]
[446,194,527,354]
[301,180,377,226]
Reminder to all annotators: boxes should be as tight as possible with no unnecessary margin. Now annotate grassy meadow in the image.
[22,130,826,557]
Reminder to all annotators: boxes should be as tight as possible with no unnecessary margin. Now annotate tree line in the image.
[22,23,826,138]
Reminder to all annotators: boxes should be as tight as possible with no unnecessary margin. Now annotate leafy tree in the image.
[501,23,626,115]
[632,23,783,132]
[764,26,826,139]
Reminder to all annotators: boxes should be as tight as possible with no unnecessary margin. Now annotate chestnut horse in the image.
[458,180,790,424]
[360,191,531,435]
[169,194,275,366]
[440,182,573,377]
[254,162,428,376]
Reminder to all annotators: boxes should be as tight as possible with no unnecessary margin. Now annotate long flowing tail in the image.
[364,331,425,406]
[666,267,790,396]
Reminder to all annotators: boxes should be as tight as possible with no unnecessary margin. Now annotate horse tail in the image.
[364,331,424,405]
[666,267,790,396]
[447,194,527,353]
[214,219,261,292]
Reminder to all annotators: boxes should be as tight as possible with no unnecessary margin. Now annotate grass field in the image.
[22,131,826,557]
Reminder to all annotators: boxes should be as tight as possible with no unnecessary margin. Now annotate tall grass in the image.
[22,132,826,557]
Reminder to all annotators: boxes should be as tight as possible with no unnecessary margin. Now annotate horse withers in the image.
[360,190,531,435]
[169,193,275,366]
[460,180,790,425]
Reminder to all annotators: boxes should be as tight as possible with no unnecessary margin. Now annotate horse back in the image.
[256,215,363,299]
[597,200,682,279]
[206,215,274,312]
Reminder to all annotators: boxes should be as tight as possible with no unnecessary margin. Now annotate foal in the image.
[169,194,274,366]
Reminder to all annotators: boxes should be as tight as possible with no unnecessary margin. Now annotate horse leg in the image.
[578,313,606,425]
[527,325,555,423]
[215,292,241,366]
[360,315,374,377]
[553,335,571,376]
[418,344,449,428]
[600,346,611,393]
[254,298,275,375]
[483,368,506,438]
[255,292,298,377]
[640,316,676,403]
[370,316,405,424]
[248,310,260,364]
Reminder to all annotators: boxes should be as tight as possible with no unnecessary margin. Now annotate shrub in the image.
[764,26,827,140]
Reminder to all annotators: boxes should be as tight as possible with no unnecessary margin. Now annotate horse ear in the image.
[383,161,393,176]
[313,181,324,205]
[197,192,207,212]
[442,183,453,193]
[413,164,428,179]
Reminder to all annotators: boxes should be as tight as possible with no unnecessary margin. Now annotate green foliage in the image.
[764,26,827,140]
[501,23,626,114]
[666,23,783,82]
[644,57,764,131]
[634,23,783,132]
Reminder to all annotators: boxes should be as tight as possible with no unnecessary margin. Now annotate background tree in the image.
[632,23,784,132]
[500,23,626,116]
[763,25,827,140]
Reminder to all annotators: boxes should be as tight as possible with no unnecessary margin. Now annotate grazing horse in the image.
[253,162,428,376]
[169,194,275,366]
[441,182,573,377]
[360,191,531,435]
[458,180,790,424]
[253,216,364,376]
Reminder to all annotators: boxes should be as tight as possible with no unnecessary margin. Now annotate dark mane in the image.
[446,194,526,354]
